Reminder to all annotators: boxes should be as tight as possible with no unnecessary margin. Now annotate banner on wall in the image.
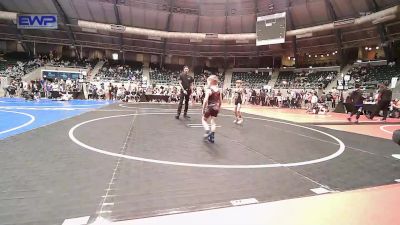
[17,14,58,29]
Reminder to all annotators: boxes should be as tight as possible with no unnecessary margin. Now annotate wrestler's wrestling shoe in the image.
[204,131,211,142]
[208,132,215,143]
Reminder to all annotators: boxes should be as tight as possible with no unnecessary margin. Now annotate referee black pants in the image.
[177,91,191,116]
[371,100,391,120]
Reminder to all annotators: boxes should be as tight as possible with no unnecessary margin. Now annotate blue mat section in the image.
[0,98,113,139]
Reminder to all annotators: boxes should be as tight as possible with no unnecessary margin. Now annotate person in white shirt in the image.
[311,93,318,104]
[97,88,105,99]
[117,86,125,100]
[66,78,72,86]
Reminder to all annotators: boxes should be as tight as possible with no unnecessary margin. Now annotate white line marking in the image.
[101,195,117,198]
[395,179,400,183]
[188,124,222,128]
[380,125,400,134]
[0,102,108,107]
[98,210,112,214]
[90,217,111,225]
[0,110,35,135]
[119,103,201,111]
[392,154,400,160]
[102,202,114,206]
[68,113,346,169]
[0,106,91,111]
[310,187,332,194]
[230,198,259,206]
[61,216,90,225]
[188,126,221,128]
[97,110,137,218]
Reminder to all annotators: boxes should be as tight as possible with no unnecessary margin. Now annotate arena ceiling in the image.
[0,0,399,57]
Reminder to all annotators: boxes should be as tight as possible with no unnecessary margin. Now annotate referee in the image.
[175,66,194,119]
[367,83,392,122]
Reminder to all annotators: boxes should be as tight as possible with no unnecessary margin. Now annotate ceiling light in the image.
[112,53,118,60]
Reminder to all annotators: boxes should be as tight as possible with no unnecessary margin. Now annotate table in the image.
[143,94,170,102]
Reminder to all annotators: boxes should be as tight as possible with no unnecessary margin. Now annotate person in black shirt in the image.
[326,92,333,110]
[347,84,364,124]
[367,83,392,121]
[176,66,194,119]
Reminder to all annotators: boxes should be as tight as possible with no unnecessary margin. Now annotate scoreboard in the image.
[256,12,287,46]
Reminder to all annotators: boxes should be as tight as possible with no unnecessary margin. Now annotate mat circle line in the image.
[379,124,400,134]
[0,110,35,135]
[68,113,346,169]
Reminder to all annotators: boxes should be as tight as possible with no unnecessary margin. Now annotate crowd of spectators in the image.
[95,60,143,82]
[193,66,225,87]
[231,71,271,89]
[0,60,41,78]
[345,63,400,89]
[225,87,338,113]
[275,70,337,89]
[149,67,179,86]
[194,72,225,86]
[88,82,199,104]
[0,54,95,79]
[2,77,82,100]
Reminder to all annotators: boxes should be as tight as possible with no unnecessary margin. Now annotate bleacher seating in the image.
[44,56,95,68]
[231,71,271,88]
[275,70,337,89]
[0,60,41,78]
[149,64,188,86]
[275,71,297,89]
[193,67,225,87]
[0,54,97,79]
[348,65,400,89]
[96,61,143,82]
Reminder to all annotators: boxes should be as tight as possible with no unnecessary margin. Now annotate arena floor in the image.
[1,99,400,225]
